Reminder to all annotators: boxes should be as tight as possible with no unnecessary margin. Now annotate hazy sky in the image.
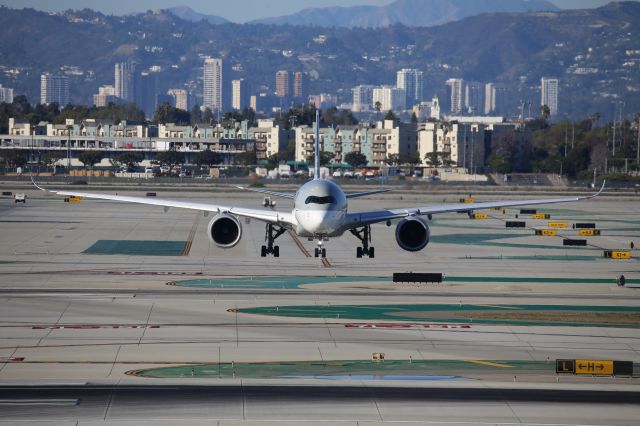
[0,0,631,23]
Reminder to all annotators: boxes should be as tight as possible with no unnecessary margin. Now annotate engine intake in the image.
[395,217,430,252]
[208,214,242,248]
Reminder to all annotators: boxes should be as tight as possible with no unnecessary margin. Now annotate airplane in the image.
[33,111,605,259]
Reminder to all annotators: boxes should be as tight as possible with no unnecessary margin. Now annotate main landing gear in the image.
[261,223,286,257]
[350,225,375,258]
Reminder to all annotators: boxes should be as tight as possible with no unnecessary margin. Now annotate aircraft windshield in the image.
[305,195,336,205]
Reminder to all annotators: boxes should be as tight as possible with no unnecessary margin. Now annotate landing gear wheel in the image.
[356,247,363,258]
[369,247,375,258]
[321,248,326,258]
[261,245,267,257]
[273,246,280,257]
[315,248,320,258]
[351,225,374,258]
[263,224,286,257]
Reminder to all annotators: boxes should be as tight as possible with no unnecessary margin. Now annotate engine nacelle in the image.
[208,214,242,248]
[395,217,430,252]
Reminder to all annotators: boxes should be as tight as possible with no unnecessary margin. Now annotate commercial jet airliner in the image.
[33,112,604,259]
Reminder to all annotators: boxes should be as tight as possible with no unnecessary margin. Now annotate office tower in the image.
[445,78,464,114]
[231,79,248,110]
[372,86,406,112]
[114,62,135,102]
[464,81,484,114]
[203,57,223,113]
[484,83,507,115]
[352,85,375,112]
[541,77,559,116]
[167,89,189,111]
[275,70,290,97]
[40,73,70,106]
[92,85,117,107]
[396,68,424,107]
[293,72,306,99]
[0,84,14,103]
[135,72,158,118]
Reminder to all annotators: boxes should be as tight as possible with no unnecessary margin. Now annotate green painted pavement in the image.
[84,240,186,256]
[174,276,390,289]
[237,304,640,327]
[132,359,554,379]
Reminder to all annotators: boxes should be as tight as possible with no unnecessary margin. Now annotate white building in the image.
[203,57,223,113]
[40,73,69,106]
[418,121,485,172]
[352,85,375,112]
[396,68,424,107]
[373,86,406,112]
[412,96,441,121]
[484,83,507,115]
[541,77,559,116]
[167,89,189,111]
[92,85,117,107]
[464,81,484,115]
[114,62,135,102]
[231,79,248,110]
[446,78,464,114]
[0,84,14,103]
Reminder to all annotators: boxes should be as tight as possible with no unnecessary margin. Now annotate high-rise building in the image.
[446,78,464,114]
[541,77,559,116]
[396,68,424,107]
[167,89,189,111]
[372,86,406,112]
[275,70,290,98]
[92,85,117,107]
[484,83,507,115]
[231,79,248,110]
[352,85,375,112]
[0,84,14,103]
[293,72,306,99]
[114,62,135,102]
[464,81,484,115]
[203,57,223,113]
[40,73,69,106]
[135,72,158,119]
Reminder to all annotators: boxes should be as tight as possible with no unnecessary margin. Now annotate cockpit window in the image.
[305,195,336,205]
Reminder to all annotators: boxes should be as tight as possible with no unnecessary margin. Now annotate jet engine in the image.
[208,213,242,248]
[395,217,430,252]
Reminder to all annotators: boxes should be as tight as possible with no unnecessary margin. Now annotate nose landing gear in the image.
[350,225,375,258]
[261,223,286,257]
[314,239,327,258]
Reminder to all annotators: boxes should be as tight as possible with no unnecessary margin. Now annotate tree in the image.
[424,152,442,167]
[111,152,144,171]
[194,150,223,166]
[385,153,400,167]
[39,151,64,169]
[234,150,256,166]
[202,107,214,124]
[0,149,27,167]
[154,151,185,167]
[190,105,202,124]
[306,151,334,166]
[78,150,104,169]
[155,102,190,125]
[374,101,382,120]
[540,104,551,121]
[488,154,511,174]
[344,152,368,168]
[401,154,421,166]
[266,153,280,168]
[384,110,396,121]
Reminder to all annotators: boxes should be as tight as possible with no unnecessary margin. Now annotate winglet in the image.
[31,175,50,193]
[584,180,605,199]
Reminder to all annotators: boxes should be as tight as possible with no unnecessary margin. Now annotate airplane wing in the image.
[345,182,605,229]
[32,178,293,225]
[345,189,392,199]
[234,185,294,199]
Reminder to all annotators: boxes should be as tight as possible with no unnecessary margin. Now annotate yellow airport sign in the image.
[460,198,475,203]
[578,229,600,236]
[64,196,84,203]
[532,213,551,219]
[604,250,631,259]
[575,359,614,375]
[548,221,569,228]
[471,213,489,219]
[536,229,557,236]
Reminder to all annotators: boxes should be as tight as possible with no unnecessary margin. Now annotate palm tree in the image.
[374,101,382,121]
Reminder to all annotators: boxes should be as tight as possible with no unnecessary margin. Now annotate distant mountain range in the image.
[166,6,229,25]
[0,2,638,120]
[249,0,560,28]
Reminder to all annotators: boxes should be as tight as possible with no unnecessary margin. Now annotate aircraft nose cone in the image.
[304,211,332,233]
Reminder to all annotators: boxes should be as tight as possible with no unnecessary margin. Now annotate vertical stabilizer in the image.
[314,109,321,180]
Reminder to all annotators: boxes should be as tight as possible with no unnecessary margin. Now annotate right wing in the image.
[33,178,292,225]
[344,182,605,229]
[235,185,294,199]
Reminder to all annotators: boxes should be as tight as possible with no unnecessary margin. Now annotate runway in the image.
[0,186,639,424]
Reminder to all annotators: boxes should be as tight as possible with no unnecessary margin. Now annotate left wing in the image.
[344,182,605,229]
[33,179,292,225]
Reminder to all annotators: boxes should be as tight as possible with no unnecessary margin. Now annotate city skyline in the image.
[0,0,632,22]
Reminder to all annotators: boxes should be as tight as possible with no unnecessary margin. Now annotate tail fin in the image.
[314,109,321,180]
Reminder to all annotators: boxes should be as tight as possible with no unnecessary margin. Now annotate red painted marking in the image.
[344,323,471,330]
[32,325,160,330]
[0,357,24,362]
[108,271,202,276]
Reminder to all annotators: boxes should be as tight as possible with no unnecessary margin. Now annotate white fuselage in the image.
[292,179,348,237]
